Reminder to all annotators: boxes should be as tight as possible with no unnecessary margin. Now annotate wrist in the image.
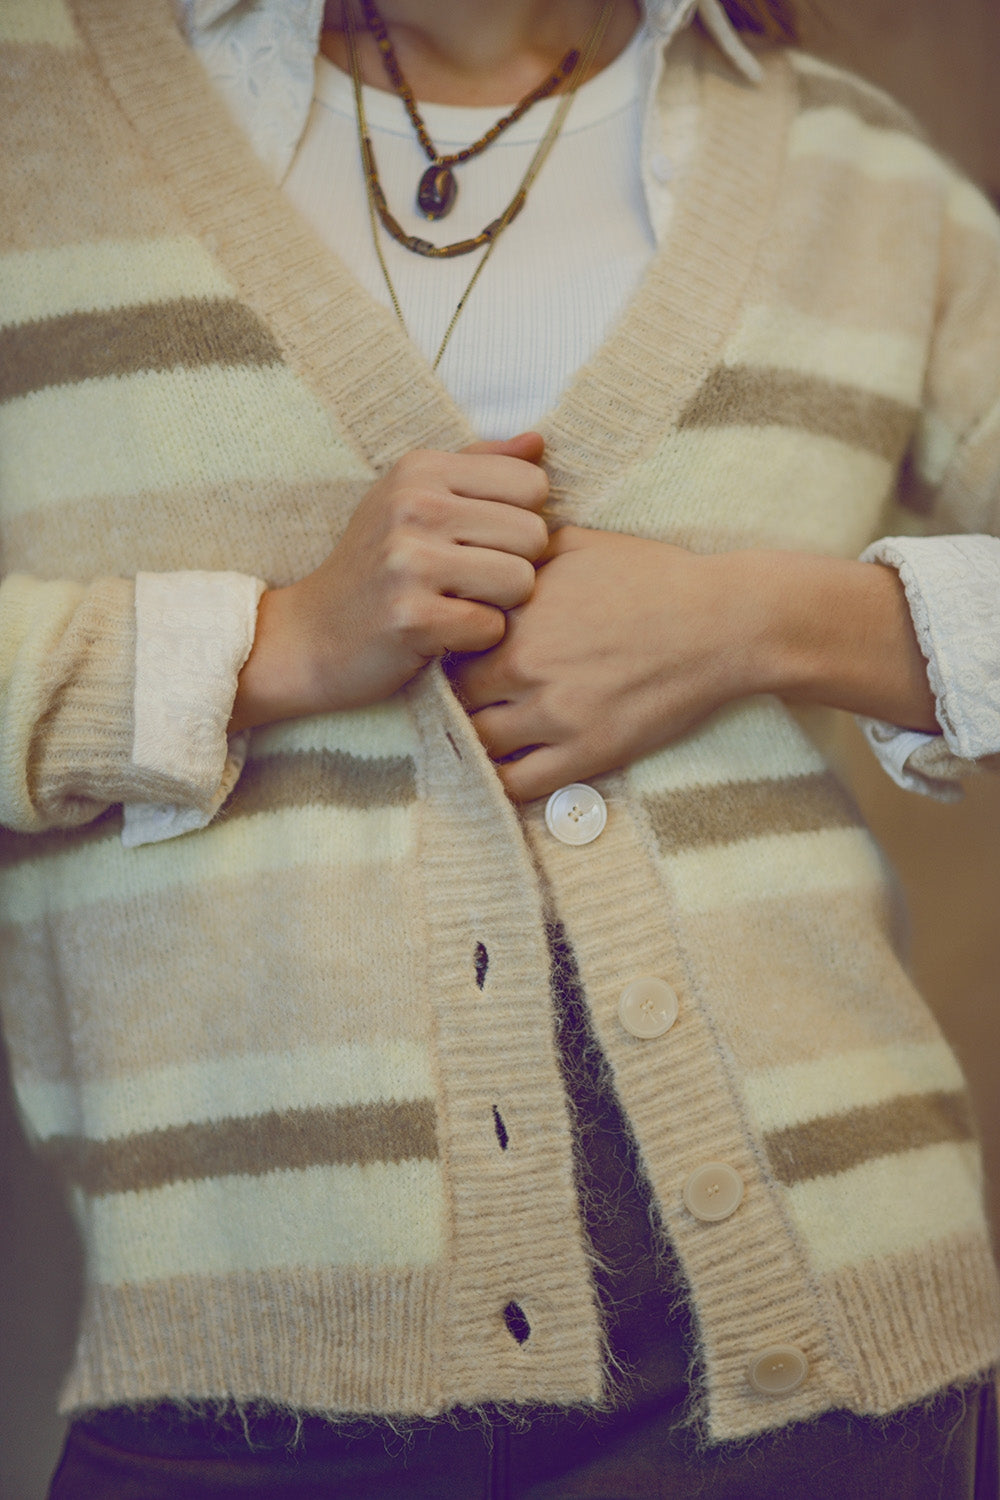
[229,584,319,733]
[741,549,938,731]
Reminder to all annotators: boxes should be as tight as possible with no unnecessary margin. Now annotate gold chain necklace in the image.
[360,0,584,221]
[344,0,614,370]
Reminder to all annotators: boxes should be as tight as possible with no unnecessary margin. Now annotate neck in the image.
[322,0,641,106]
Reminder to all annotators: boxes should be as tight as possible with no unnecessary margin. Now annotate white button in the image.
[683,1162,744,1222]
[748,1345,809,1396]
[544,784,607,846]
[619,977,679,1039]
[651,151,673,183]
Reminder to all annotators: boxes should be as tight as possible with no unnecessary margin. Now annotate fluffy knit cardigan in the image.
[2,0,1000,1444]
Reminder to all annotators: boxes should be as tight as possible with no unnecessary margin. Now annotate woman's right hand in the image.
[229,432,548,732]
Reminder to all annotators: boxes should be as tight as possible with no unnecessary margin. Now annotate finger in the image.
[461,431,545,465]
[467,702,543,761]
[431,542,537,611]
[446,495,548,561]
[442,452,549,510]
[432,597,509,657]
[450,647,509,709]
[494,743,591,804]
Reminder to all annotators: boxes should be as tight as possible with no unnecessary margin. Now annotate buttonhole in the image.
[445,731,463,761]
[491,1105,509,1151]
[503,1301,531,1345]
[474,942,489,990]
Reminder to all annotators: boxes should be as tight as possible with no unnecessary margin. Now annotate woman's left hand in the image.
[450,524,939,803]
[450,525,761,802]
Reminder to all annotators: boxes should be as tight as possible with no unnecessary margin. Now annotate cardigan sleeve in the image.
[0,569,262,835]
[854,172,1000,796]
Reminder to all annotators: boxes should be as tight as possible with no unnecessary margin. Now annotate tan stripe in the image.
[42,1099,438,1195]
[0,476,371,583]
[678,366,915,463]
[0,750,415,872]
[223,749,417,820]
[0,807,121,870]
[645,771,860,855]
[795,70,917,137]
[766,1090,975,1186]
[0,298,282,402]
[0,0,80,47]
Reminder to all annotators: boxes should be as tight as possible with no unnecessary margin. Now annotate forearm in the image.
[735,549,939,732]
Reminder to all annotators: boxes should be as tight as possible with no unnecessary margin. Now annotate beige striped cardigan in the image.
[2,0,1000,1444]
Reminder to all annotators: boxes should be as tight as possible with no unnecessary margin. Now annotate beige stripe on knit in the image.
[677,891,944,1072]
[2,862,429,1082]
[0,298,283,402]
[64,1266,448,1416]
[0,51,190,251]
[826,1235,1000,1417]
[753,163,942,338]
[44,1099,439,1195]
[0,364,368,517]
[645,771,860,855]
[0,476,373,583]
[222,749,416,819]
[0,801,415,922]
[76,1159,447,1283]
[0,0,79,47]
[765,1090,975,1186]
[785,1140,985,1274]
[678,365,915,463]
[792,63,918,136]
[0,237,235,328]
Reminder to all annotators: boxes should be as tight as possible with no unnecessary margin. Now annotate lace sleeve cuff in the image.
[857,534,1000,798]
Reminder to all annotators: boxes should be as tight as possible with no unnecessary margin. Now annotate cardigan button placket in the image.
[544,784,607,845]
[682,1162,744,1222]
[747,1345,809,1396]
[618,976,679,1039]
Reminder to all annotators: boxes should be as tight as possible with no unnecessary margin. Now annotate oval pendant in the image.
[417,164,458,220]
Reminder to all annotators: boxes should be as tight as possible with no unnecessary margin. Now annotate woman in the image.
[1,0,998,1492]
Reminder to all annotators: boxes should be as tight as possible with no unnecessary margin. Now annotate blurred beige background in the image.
[2,2,1000,1495]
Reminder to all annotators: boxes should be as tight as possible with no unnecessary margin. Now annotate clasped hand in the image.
[452,523,755,802]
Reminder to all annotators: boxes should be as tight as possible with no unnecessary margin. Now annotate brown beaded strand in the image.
[345,0,615,262]
[360,0,581,218]
[343,0,615,366]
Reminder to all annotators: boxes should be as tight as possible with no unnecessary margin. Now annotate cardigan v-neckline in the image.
[70,0,793,523]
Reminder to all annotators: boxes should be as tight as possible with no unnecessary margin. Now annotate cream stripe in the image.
[598,427,892,555]
[913,409,959,486]
[17,1040,436,1141]
[0,365,368,516]
[724,304,924,404]
[785,1141,985,1274]
[77,1159,446,1283]
[1,803,415,923]
[662,826,884,914]
[946,179,1000,241]
[252,701,421,761]
[744,1041,966,1134]
[789,110,948,184]
[0,0,79,47]
[0,238,236,330]
[626,699,825,798]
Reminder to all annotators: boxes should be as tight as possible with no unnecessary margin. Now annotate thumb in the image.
[461,430,545,464]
